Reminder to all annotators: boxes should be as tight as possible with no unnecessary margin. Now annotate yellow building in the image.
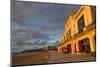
[58,6,96,55]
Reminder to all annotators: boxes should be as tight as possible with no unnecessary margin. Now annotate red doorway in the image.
[79,41,84,52]
[74,44,77,53]
[67,44,71,53]
[78,38,90,53]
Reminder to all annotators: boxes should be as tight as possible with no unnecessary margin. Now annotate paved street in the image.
[47,51,95,63]
[12,50,95,66]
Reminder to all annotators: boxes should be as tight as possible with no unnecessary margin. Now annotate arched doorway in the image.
[67,44,71,54]
[78,38,90,53]
[74,44,77,53]
[63,46,68,53]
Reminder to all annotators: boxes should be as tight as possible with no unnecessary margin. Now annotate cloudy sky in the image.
[11,1,80,52]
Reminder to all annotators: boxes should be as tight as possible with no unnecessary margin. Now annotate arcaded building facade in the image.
[58,6,96,55]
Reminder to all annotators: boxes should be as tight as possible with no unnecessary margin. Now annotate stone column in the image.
[76,42,80,55]
[57,48,59,52]
[89,36,96,52]
[71,42,76,54]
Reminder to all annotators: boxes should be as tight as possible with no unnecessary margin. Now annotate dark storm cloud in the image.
[12,1,80,27]
[11,1,80,51]
[29,31,50,40]
[12,30,50,43]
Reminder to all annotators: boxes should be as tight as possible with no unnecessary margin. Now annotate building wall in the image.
[58,6,96,54]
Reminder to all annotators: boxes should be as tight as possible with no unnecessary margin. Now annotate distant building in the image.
[58,6,96,55]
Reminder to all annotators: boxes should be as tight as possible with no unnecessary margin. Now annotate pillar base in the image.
[90,52,96,57]
[77,52,82,55]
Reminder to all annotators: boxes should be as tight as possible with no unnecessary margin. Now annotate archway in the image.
[63,46,68,53]
[67,44,71,54]
[78,38,90,53]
